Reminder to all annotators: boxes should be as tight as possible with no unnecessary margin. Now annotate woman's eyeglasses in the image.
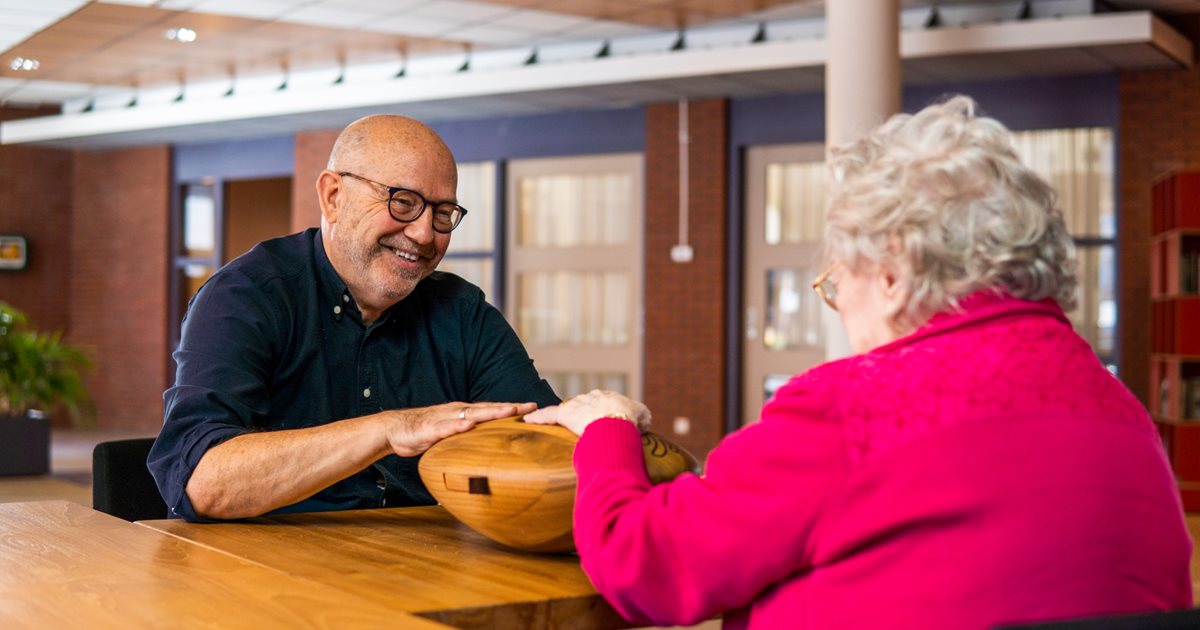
[811,261,840,311]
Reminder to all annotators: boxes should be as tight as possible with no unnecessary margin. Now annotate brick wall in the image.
[644,99,729,458]
[0,144,74,334]
[1118,68,1200,407]
[0,106,72,335]
[292,129,339,232]
[71,146,171,430]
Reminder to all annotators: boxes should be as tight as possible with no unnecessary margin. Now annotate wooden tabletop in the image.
[137,505,626,629]
[0,500,449,629]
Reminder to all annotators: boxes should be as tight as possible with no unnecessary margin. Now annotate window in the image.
[1013,127,1116,369]
[438,162,499,303]
[506,154,644,400]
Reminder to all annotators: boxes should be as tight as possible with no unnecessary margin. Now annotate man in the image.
[149,115,559,521]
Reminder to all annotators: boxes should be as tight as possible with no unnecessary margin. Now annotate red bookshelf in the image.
[1150,172,1200,511]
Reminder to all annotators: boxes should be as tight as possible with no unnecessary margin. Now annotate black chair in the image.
[996,607,1200,629]
[92,438,168,521]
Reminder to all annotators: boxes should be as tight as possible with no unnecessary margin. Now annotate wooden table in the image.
[137,505,625,629]
[0,500,448,629]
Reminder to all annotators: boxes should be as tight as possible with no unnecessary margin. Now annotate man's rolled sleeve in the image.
[150,384,256,521]
[148,270,281,522]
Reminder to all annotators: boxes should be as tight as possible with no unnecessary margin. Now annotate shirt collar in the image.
[312,229,355,322]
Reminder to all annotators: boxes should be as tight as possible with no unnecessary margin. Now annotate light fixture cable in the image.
[671,98,694,263]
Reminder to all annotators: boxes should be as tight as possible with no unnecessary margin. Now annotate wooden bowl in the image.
[418,417,699,553]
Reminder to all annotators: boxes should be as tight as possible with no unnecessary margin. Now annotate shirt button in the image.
[363,388,371,398]
[333,305,342,315]
[342,294,350,303]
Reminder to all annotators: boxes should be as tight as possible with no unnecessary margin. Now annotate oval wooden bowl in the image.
[418,417,699,553]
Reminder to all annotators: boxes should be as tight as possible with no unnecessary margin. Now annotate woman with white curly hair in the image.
[526,96,1192,629]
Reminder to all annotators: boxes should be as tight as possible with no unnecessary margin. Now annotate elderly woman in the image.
[524,96,1192,629]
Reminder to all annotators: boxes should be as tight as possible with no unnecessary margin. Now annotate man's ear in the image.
[316,170,342,224]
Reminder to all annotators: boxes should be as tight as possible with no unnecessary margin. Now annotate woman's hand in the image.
[524,389,651,436]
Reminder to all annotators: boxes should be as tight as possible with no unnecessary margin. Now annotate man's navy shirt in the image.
[148,228,559,521]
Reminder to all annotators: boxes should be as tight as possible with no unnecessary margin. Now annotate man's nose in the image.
[403,211,435,244]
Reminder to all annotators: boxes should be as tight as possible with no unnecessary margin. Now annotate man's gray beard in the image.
[347,238,424,301]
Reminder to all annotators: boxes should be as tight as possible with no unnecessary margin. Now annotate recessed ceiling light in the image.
[9,57,39,71]
[165,27,197,43]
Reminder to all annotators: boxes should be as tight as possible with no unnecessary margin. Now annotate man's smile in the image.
[384,245,422,263]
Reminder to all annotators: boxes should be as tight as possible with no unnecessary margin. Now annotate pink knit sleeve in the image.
[571,369,848,626]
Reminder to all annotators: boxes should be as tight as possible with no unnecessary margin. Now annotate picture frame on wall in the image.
[0,236,28,271]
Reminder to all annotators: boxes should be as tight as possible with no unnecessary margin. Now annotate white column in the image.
[823,0,901,360]
[826,0,902,147]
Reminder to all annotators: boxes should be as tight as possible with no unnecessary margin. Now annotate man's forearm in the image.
[185,415,389,520]
[182,401,537,520]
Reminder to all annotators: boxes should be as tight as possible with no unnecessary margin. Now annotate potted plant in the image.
[0,302,92,476]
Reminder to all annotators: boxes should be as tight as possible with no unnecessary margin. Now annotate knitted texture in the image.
[572,293,1192,630]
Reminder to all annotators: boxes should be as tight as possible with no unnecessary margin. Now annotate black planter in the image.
[0,411,50,476]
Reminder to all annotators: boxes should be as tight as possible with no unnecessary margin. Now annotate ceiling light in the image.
[9,57,39,71]
[165,27,197,43]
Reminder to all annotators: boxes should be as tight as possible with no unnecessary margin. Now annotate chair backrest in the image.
[92,438,168,521]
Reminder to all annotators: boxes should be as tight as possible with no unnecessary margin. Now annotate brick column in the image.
[644,99,729,458]
[292,129,339,232]
[71,146,171,430]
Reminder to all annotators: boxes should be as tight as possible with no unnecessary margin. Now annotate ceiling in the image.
[0,0,1198,147]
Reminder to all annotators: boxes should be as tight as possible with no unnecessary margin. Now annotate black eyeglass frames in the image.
[338,171,468,234]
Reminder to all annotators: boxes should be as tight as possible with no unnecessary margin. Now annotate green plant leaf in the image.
[0,301,94,427]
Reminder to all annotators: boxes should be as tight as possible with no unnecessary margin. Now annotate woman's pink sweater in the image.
[572,294,1192,629]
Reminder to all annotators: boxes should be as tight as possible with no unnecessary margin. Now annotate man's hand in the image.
[524,390,650,437]
[379,401,538,456]
[186,401,539,520]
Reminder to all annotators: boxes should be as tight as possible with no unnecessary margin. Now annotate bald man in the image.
[149,116,559,521]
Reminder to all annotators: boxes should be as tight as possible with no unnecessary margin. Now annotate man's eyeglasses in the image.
[811,261,840,311]
[338,171,468,234]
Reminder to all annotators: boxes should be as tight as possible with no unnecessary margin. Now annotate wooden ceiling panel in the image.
[462,0,617,24]
[102,39,200,59]
[4,0,1080,105]
[238,21,408,51]
[158,11,266,39]
[484,0,552,6]
[521,0,636,21]
[232,58,290,78]
[67,3,168,29]
[613,6,717,28]
[484,0,796,26]
[668,0,801,16]
[1,45,79,64]
[0,1,451,88]
[136,63,227,88]
[0,0,805,90]
[23,31,119,48]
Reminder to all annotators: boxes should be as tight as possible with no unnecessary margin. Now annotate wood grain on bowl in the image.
[419,417,699,553]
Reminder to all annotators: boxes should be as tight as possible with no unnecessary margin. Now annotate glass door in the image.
[170,181,222,351]
[742,144,829,425]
